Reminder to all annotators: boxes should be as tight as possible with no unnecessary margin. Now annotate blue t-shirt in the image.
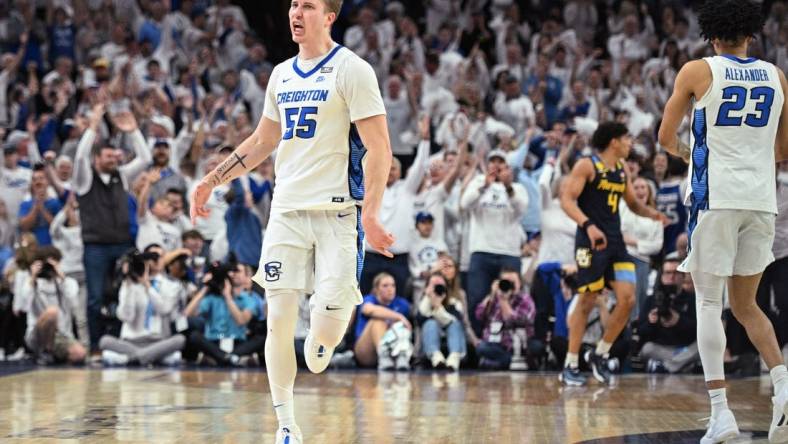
[354,294,411,340]
[198,291,260,341]
[48,24,76,62]
[18,197,65,246]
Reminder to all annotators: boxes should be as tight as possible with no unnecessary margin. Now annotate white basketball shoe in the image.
[304,332,333,374]
[275,425,303,444]
[770,384,788,443]
[700,409,739,444]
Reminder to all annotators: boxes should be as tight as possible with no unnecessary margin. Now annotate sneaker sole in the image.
[558,373,586,386]
[591,364,609,384]
[770,396,788,443]
[700,427,739,444]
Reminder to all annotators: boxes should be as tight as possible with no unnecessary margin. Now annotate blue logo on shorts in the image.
[264,261,283,282]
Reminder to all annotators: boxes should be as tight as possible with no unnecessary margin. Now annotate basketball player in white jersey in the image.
[658,1,788,442]
[190,1,394,442]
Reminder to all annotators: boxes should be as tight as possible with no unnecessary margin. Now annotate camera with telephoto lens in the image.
[204,260,236,296]
[560,269,579,291]
[38,262,56,279]
[433,284,447,297]
[33,246,62,280]
[653,286,676,321]
[123,250,160,280]
[498,279,514,293]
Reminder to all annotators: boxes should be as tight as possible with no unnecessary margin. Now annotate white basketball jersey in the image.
[263,44,386,213]
[688,55,784,214]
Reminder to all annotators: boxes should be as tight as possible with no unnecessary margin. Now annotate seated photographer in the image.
[638,259,699,374]
[353,272,413,371]
[416,272,467,371]
[474,268,535,370]
[182,230,208,284]
[99,245,186,366]
[160,248,199,340]
[183,260,262,366]
[409,212,448,299]
[18,246,86,364]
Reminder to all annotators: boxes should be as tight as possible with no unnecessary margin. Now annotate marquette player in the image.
[559,122,666,386]
[190,1,393,443]
[658,1,788,442]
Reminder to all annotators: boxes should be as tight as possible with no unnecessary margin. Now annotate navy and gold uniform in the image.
[574,155,636,293]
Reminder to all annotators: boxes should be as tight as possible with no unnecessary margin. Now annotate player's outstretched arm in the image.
[356,114,395,257]
[776,68,788,162]
[658,60,711,162]
[190,116,281,223]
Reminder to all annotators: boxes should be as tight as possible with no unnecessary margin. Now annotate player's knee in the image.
[577,294,597,313]
[729,299,758,320]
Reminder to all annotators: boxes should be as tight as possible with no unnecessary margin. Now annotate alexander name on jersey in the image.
[723,67,770,82]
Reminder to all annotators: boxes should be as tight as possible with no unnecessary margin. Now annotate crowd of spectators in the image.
[0,0,786,376]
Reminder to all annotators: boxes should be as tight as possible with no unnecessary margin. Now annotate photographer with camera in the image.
[98,245,186,366]
[461,149,529,336]
[18,246,86,364]
[416,272,467,371]
[638,258,699,374]
[474,268,536,370]
[183,260,262,366]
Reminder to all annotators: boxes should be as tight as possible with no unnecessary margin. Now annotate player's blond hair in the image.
[322,0,343,15]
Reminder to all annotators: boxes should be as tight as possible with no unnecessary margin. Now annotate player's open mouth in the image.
[292,22,304,35]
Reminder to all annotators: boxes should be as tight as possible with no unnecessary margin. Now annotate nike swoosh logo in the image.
[274,403,285,408]
[282,78,291,83]
[325,305,343,311]
[338,213,352,218]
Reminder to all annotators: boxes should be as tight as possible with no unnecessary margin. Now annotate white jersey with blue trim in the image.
[687,55,784,215]
[262,43,386,213]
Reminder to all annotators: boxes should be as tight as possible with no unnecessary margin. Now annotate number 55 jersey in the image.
[688,55,784,215]
[263,44,386,213]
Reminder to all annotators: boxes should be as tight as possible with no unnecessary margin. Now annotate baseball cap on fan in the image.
[415,211,434,224]
[486,149,508,162]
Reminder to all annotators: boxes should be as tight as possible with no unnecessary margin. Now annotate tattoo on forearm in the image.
[212,152,249,185]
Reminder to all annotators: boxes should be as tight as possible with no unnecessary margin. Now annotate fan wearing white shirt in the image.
[409,212,449,298]
[461,149,529,335]
[620,177,664,320]
[135,169,182,253]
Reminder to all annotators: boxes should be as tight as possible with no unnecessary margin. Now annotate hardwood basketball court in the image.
[0,367,774,443]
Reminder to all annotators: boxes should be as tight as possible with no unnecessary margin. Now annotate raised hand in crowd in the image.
[111,111,138,133]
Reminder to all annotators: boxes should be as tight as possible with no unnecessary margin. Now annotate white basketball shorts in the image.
[252,207,364,321]
[679,209,775,277]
